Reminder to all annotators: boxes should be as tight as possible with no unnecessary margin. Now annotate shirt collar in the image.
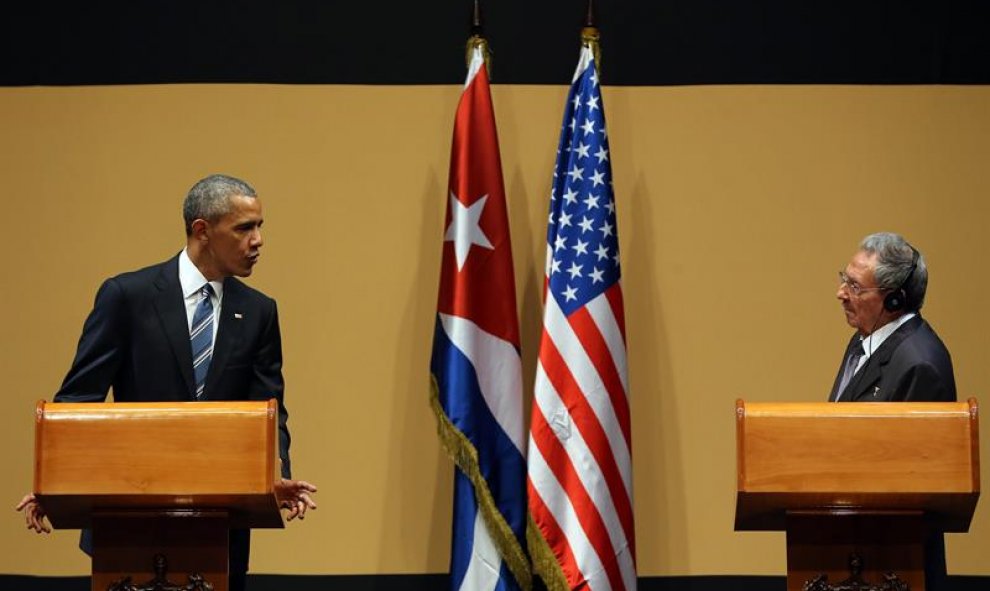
[858,312,916,357]
[179,248,224,300]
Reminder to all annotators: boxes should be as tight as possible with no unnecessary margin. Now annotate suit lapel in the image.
[846,356,881,401]
[845,316,923,401]
[204,277,245,398]
[152,256,196,398]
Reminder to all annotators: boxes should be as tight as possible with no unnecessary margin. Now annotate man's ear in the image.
[190,218,210,242]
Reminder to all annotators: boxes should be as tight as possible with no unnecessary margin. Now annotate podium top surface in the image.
[34,400,283,529]
[735,399,980,531]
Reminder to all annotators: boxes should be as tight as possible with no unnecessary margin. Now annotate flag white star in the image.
[444,192,493,271]
[590,267,605,284]
[567,261,583,279]
[590,170,605,187]
[587,94,600,111]
[549,258,562,275]
[594,243,610,261]
[567,165,584,182]
[554,235,567,251]
[578,216,594,233]
[595,145,609,163]
[558,211,573,228]
[563,188,579,205]
[575,142,591,159]
[604,199,615,214]
[581,119,595,136]
[590,71,599,86]
[573,239,589,256]
[599,220,614,238]
[583,193,600,209]
[572,94,581,109]
[563,285,578,301]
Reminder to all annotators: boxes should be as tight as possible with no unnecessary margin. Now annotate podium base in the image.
[785,510,925,591]
[92,510,229,591]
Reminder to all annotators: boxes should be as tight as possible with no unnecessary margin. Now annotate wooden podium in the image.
[735,399,980,591]
[34,400,285,591]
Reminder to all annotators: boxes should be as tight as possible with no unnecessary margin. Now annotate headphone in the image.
[882,247,919,312]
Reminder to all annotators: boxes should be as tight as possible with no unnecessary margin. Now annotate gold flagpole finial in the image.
[466,0,492,75]
[581,0,601,72]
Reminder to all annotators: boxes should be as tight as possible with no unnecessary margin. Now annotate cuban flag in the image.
[527,44,637,591]
[430,44,530,591]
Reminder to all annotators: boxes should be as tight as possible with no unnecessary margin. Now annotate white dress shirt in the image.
[179,248,223,343]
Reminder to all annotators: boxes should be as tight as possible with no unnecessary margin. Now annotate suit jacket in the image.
[827,314,955,590]
[828,315,956,403]
[54,254,292,478]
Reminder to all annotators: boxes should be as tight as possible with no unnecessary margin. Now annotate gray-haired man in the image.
[830,231,955,403]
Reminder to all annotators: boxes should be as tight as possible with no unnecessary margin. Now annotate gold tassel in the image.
[430,376,532,590]
[528,514,572,591]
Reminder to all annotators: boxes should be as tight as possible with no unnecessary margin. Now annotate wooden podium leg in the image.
[785,510,925,591]
[92,510,229,591]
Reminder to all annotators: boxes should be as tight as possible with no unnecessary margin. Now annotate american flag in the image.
[430,45,531,591]
[527,45,636,591]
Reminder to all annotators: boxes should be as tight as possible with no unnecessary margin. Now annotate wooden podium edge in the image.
[968,397,981,493]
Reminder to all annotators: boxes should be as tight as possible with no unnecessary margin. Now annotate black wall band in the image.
[3,1,988,86]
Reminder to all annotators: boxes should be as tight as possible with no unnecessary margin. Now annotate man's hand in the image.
[15,494,51,534]
[274,479,317,522]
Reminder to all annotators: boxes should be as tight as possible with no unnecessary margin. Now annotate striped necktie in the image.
[190,284,215,399]
[834,348,863,401]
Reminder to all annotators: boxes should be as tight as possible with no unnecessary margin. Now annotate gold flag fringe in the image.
[527,513,572,591]
[430,375,532,591]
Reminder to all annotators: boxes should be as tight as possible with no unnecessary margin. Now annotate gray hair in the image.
[183,174,257,236]
[859,232,927,311]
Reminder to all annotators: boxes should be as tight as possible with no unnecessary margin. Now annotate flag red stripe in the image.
[538,326,628,480]
[538,328,635,573]
[538,339,635,573]
[563,309,636,557]
[527,478,585,588]
[530,399,627,591]
[605,283,627,344]
[567,305,632,449]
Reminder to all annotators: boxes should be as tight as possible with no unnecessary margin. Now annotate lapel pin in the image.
[234,313,243,319]
[872,386,880,397]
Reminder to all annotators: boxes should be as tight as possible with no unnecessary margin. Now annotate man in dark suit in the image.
[830,232,955,403]
[830,231,955,589]
[17,174,317,591]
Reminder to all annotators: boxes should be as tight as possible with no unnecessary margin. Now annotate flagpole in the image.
[431,4,530,590]
[582,0,601,72]
[527,5,637,589]
[465,0,491,75]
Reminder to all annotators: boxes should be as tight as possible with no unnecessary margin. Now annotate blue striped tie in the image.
[190,284,215,399]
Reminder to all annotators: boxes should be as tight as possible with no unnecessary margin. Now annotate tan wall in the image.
[1,83,987,577]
